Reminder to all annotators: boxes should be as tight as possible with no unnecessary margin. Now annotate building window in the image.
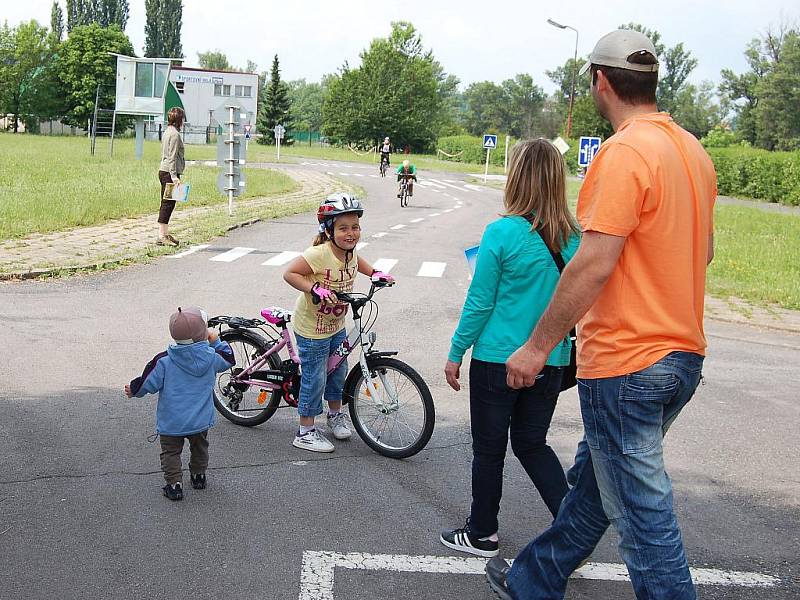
[243,86,252,97]
[223,84,231,96]
[214,84,222,96]
[135,62,169,98]
[176,81,185,94]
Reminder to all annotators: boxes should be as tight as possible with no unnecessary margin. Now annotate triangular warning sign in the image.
[484,137,496,148]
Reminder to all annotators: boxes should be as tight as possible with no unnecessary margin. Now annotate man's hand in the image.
[444,360,462,391]
[124,384,133,398]
[506,344,547,389]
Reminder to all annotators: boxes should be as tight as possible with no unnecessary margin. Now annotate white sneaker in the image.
[327,412,352,440]
[292,428,334,453]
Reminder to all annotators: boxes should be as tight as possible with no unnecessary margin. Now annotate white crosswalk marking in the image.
[443,208,454,213]
[372,258,398,273]
[464,184,483,191]
[169,244,209,258]
[372,232,388,238]
[354,173,364,177]
[327,171,335,175]
[423,180,447,189]
[262,250,302,266]
[428,213,441,217]
[390,224,406,230]
[417,262,447,278]
[453,205,463,209]
[339,172,349,176]
[410,218,424,223]
[429,178,470,192]
[210,247,257,262]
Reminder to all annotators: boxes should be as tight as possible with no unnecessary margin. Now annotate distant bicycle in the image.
[208,279,435,459]
[379,155,389,178]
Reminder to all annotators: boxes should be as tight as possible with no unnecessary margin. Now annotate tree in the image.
[670,81,722,138]
[51,2,65,42]
[66,0,128,32]
[502,74,546,138]
[752,30,800,150]
[257,54,292,144]
[144,0,182,57]
[288,79,325,136]
[323,22,449,150]
[56,23,134,127]
[462,81,507,135]
[197,50,231,71]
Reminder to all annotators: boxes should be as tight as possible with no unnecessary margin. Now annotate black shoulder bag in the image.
[538,233,577,391]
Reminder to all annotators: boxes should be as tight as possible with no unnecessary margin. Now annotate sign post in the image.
[482,134,497,183]
[214,103,246,216]
[244,123,252,151]
[578,136,602,168]
[274,124,286,162]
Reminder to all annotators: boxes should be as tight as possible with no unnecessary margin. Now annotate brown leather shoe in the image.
[157,236,178,247]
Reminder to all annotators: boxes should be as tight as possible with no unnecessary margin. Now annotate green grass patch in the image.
[186,142,508,175]
[708,205,800,310]
[0,134,297,239]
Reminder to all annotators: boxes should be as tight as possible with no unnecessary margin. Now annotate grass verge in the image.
[0,134,297,239]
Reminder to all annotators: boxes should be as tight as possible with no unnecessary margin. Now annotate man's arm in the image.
[707,232,714,265]
[505,231,625,389]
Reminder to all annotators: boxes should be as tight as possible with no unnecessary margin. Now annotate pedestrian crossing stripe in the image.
[210,247,257,262]
[261,250,301,266]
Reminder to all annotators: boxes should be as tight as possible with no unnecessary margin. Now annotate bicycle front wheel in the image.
[344,357,435,458]
[214,331,282,426]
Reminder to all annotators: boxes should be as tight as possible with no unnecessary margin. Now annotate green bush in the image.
[708,147,800,206]
[700,126,744,148]
[436,135,507,167]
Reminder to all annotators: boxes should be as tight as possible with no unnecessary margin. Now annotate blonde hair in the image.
[503,139,579,252]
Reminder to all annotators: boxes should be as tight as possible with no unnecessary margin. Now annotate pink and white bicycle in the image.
[208,280,435,458]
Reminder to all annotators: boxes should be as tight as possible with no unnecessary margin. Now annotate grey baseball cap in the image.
[169,306,208,344]
[579,29,659,76]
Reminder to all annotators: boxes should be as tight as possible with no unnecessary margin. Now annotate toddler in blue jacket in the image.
[125,306,235,501]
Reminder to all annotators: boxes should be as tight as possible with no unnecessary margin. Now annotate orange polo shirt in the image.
[576,113,717,379]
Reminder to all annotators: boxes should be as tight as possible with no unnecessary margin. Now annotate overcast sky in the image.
[5,1,799,93]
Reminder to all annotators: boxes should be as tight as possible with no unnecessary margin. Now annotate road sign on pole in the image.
[214,103,246,216]
[578,136,601,167]
[274,124,286,162]
[482,134,497,182]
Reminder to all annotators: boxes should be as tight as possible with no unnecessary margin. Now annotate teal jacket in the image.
[449,216,580,365]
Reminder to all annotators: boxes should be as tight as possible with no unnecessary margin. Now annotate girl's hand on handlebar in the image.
[371,270,394,283]
[311,282,338,305]
[207,328,218,344]
[444,360,461,391]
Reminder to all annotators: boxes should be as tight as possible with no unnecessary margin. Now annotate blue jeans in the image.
[295,330,348,418]
[507,351,704,600]
[469,360,568,537]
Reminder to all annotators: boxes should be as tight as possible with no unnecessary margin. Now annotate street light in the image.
[547,18,579,138]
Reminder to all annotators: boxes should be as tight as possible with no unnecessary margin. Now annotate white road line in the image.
[453,205,463,209]
[428,213,441,217]
[410,218,424,223]
[354,173,364,177]
[298,551,781,600]
[326,171,335,175]
[429,178,471,192]
[442,208,454,213]
[423,179,448,189]
[371,258,398,273]
[390,224,406,230]
[261,250,302,266]
[372,232,388,238]
[464,184,483,191]
[369,175,379,178]
[169,244,209,258]
[339,172,349,176]
[209,247,256,262]
[444,179,462,183]
[356,242,368,250]
[417,262,447,278]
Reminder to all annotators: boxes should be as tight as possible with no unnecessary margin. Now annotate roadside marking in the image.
[369,175,379,178]
[417,262,447,278]
[423,179,448,189]
[356,242,368,250]
[464,184,483,191]
[428,213,441,217]
[327,171,335,175]
[169,244,209,258]
[442,208,454,213]
[298,551,781,600]
[354,173,364,177]
[371,258,398,273]
[339,172,349,176]
[410,218,424,223]
[429,178,471,192]
[372,232,388,238]
[453,205,462,209]
[390,224,406,230]
[262,250,302,266]
[210,247,256,262]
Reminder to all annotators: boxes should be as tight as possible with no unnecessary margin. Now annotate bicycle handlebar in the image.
[310,279,394,306]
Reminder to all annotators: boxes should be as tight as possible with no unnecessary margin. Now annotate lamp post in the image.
[547,18,579,138]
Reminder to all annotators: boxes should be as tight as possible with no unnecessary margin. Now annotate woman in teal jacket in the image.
[440,139,580,558]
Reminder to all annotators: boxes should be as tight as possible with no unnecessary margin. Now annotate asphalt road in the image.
[1,159,798,599]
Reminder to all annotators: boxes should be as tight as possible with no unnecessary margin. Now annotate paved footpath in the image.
[2,161,799,336]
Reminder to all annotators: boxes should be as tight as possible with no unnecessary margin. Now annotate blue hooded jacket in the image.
[129,339,234,436]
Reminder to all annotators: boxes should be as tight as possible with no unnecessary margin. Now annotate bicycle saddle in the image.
[261,307,292,326]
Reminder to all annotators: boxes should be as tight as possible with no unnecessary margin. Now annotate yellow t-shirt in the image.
[292,243,358,339]
[576,112,717,379]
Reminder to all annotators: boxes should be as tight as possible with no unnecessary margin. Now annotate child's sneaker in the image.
[162,482,183,501]
[327,412,352,440]
[440,520,499,557]
[190,473,207,490]
[292,428,334,453]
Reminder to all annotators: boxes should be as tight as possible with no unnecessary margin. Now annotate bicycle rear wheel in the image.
[214,331,283,426]
[344,357,435,458]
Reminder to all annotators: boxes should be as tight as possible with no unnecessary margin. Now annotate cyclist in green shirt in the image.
[396,159,417,198]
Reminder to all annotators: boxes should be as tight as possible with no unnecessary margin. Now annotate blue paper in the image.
[464,245,479,275]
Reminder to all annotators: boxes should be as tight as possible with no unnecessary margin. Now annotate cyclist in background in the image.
[380,137,391,167]
[396,159,417,198]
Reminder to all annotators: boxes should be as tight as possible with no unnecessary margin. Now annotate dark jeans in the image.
[158,170,177,225]
[159,431,209,485]
[468,359,568,538]
[507,351,704,600]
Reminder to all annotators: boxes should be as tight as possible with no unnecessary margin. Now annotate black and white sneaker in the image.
[440,521,498,557]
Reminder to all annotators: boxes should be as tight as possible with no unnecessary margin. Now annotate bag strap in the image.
[536,230,576,341]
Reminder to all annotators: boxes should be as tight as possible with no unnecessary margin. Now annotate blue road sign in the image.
[578,136,601,167]
[483,134,498,149]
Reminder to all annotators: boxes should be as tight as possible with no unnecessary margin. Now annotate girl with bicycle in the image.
[283,193,394,453]
[440,139,580,557]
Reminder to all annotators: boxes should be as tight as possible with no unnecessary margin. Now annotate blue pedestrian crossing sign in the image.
[578,136,602,167]
[483,134,498,149]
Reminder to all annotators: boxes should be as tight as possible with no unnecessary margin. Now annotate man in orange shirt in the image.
[485,30,717,600]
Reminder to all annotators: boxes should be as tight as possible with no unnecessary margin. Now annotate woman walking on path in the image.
[157,107,186,246]
[440,139,580,558]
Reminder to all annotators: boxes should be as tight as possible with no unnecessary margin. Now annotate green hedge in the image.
[707,147,800,206]
[437,135,584,173]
